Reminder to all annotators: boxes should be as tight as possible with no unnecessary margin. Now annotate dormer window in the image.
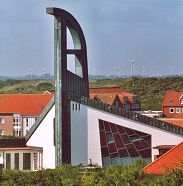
[180,99,183,104]
[169,108,174,113]
[180,95,183,104]
[123,96,128,102]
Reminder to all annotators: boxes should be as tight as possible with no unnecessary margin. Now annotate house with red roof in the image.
[0,94,53,137]
[162,91,183,118]
[89,87,140,111]
[0,138,43,171]
[159,118,183,127]
[144,141,183,174]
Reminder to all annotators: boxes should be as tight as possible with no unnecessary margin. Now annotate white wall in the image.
[71,102,183,166]
[23,117,37,136]
[26,101,183,168]
[70,102,88,165]
[27,106,55,169]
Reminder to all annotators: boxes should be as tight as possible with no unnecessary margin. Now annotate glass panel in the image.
[23,153,31,170]
[106,132,114,143]
[34,153,38,170]
[6,153,11,170]
[14,153,19,170]
[121,157,132,165]
[102,157,111,167]
[111,157,121,165]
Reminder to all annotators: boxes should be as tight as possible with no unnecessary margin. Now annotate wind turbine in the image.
[90,67,96,76]
[130,57,136,77]
[42,68,46,79]
[170,65,174,76]
[30,68,33,79]
[114,66,121,77]
[142,66,147,77]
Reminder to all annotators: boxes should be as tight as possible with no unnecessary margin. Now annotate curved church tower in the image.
[47,7,89,166]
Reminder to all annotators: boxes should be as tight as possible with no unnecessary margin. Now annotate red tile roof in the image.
[89,87,126,94]
[160,119,183,127]
[173,113,183,118]
[0,147,35,151]
[89,87,137,104]
[0,94,53,116]
[162,91,183,107]
[144,141,183,174]
[95,93,117,105]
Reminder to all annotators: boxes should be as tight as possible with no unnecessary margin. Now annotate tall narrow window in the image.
[13,114,21,126]
[23,153,31,170]
[180,98,183,104]
[0,118,5,124]
[115,102,118,107]
[14,153,19,170]
[26,118,29,126]
[0,130,4,135]
[6,153,11,170]
[34,153,38,170]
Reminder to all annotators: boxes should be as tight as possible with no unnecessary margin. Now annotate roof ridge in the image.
[144,140,183,172]
[89,87,121,89]
[0,94,53,96]
[71,96,183,136]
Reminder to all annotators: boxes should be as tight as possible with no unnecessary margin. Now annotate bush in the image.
[154,169,183,186]
[37,82,54,91]
[0,162,183,185]
[1,165,80,186]
[81,160,146,186]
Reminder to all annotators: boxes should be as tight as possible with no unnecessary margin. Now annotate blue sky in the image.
[0,0,183,76]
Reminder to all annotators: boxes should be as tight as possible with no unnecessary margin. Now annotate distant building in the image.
[89,87,140,111]
[153,145,175,160]
[136,110,162,118]
[162,91,183,118]
[0,94,53,137]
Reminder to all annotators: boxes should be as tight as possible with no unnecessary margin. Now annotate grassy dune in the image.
[1,76,183,110]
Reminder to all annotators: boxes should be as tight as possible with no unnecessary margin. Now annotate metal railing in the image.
[68,94,183,136]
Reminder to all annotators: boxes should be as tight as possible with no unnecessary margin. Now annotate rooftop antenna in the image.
[130,57,135,77]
